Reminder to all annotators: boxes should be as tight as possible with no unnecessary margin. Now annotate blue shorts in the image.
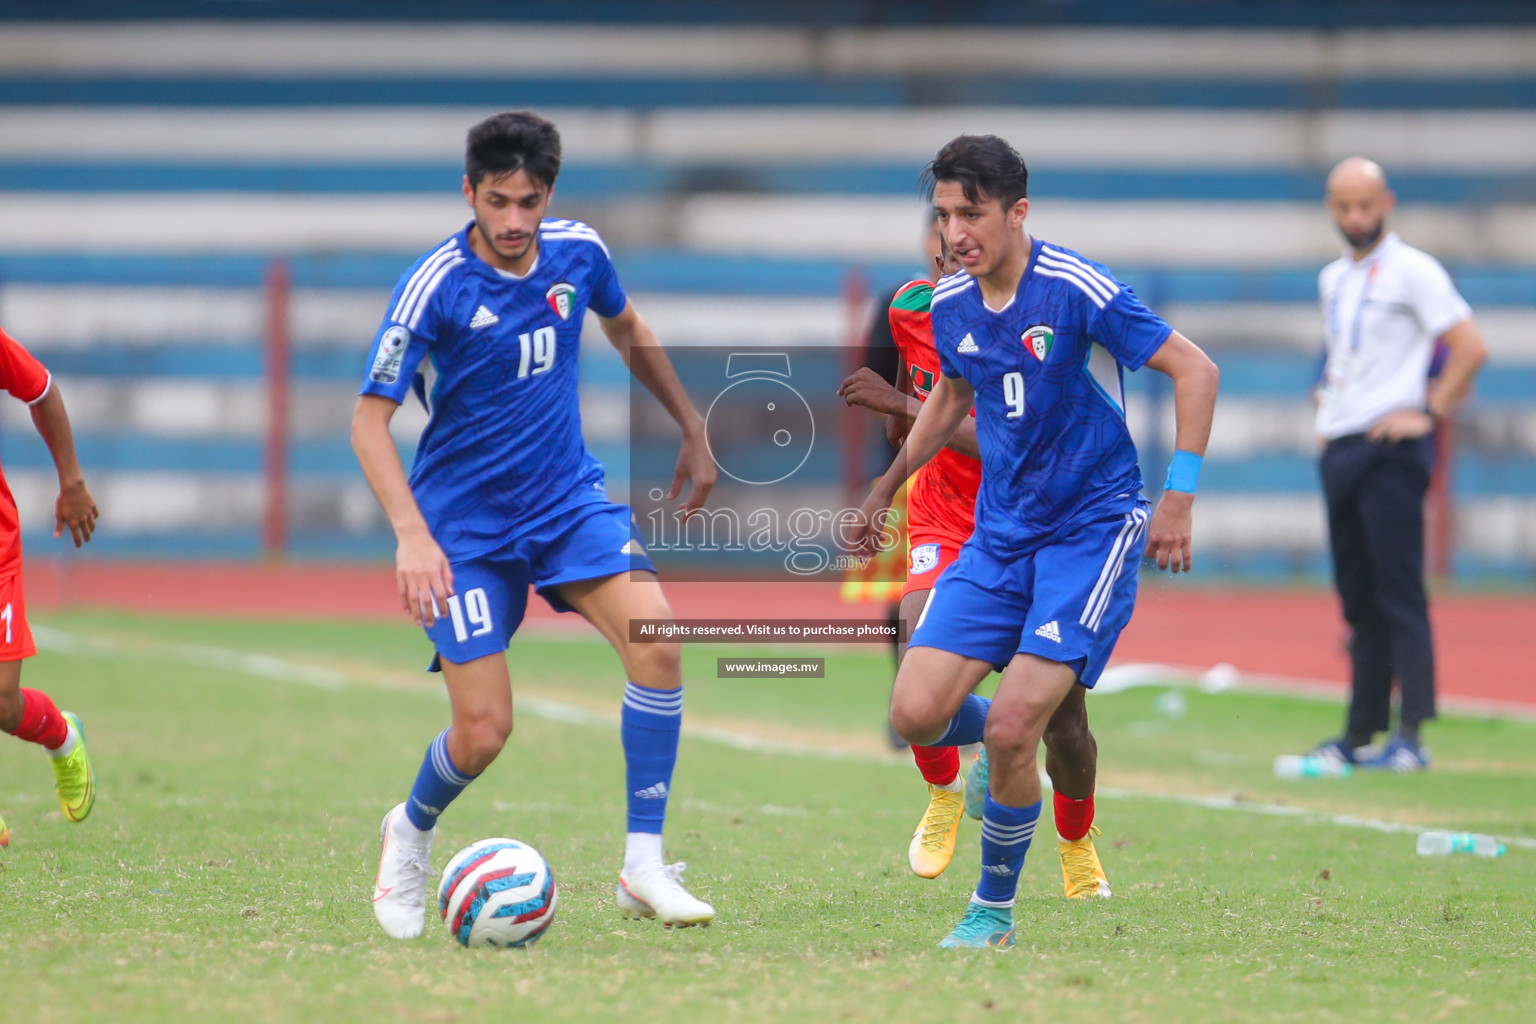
[426,502,656,667]
[907,505,1149,688]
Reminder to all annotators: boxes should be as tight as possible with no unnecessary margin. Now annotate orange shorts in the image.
[902,530,968,599]
[0,570,36,661]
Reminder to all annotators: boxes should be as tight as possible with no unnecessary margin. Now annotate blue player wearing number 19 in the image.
[854,135,1220,948]
[352,111,718,939]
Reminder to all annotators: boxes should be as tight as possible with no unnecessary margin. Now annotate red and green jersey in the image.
[888,280,981,542]
[0,328,52,576]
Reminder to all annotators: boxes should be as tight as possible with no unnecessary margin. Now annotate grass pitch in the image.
[2,609,1533,1023]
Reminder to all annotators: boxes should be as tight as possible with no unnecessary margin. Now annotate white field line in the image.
[1102,660,1536,722]
[32,626,1535,850]
[522,695,900,763]
[31,623,343,689]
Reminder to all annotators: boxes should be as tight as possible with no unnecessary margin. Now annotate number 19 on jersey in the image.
[517,326,557,379]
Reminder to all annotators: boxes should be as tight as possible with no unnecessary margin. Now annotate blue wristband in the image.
[1164,450,1202,494]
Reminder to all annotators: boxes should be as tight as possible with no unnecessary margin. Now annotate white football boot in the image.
[372,802,435,939]
[616,861,715,928]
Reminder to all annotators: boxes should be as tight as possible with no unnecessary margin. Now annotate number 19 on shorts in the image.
[447,588,493,643]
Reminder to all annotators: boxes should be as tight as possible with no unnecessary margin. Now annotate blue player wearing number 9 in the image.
[352,111,719,940]
[850,135,1220,948]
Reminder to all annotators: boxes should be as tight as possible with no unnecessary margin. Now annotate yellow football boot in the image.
[0,807,9,847]
[51,712,95,823]
[1059,825,1112,899]
[907,780,965,879]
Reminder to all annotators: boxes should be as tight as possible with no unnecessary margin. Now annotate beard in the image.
[475,218,535,262]
[1339,218,1385,251]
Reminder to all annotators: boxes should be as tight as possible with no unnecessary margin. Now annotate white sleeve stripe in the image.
[1034,266,1107,309]
[390,241,457,321]
[538,231,611,257]
[1041,246,1119,296]
[26,371,52,406]
[399,254,461,329]
[932,278,975,304]
[1045,248,1118,294]
[392,243,459,324]
[539,222,598,238]
[405,257,464,330]
[1037,252,1115,302]
[1037,252,1114,301]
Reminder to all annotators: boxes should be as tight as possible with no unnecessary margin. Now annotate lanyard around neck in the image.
[1347,263,1380,355]
[1329,261,1379,357]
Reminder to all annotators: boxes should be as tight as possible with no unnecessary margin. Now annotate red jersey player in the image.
[838,230,1110,897]
[0,326,99,848]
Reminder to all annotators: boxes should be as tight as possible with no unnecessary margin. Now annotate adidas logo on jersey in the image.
[957,333,980,354]
[1034,620,1062,643]
[633,782,669,800]
[469,305,499,329]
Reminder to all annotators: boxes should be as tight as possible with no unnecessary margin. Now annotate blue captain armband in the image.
[1164,451,1203,494]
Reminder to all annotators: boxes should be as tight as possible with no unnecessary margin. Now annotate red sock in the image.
[1054,790,1095,842]
[7,689,68,750]
[911,745,960,786]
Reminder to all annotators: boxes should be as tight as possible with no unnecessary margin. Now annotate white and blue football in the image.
[438,837,557,948]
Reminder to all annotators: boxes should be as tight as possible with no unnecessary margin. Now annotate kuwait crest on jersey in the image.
[545,282,576,320]
[1022,324,1054,362]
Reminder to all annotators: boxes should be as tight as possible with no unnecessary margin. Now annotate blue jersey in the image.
[930,237,1172,558]
[360,219,629,561]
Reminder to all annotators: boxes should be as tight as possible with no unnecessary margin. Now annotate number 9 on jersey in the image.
[1003,371,1025,419]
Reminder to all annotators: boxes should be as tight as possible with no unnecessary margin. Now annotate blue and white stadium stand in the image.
[1,7,1534,578]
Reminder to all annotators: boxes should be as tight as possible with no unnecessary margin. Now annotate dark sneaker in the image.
[1355,734,1430,772]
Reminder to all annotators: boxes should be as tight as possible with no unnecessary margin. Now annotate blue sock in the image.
[974,795,1041,908]
[404,728,477,831]
[932,694,991,747]
[622,682,682,834]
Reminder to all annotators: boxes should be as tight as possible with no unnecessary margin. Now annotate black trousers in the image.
[1320,434,1436,738]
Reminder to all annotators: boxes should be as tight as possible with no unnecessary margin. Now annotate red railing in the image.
[263,258,291,559]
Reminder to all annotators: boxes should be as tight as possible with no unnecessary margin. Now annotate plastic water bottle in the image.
[1272,754,1353,779]
[1416,831,1506,857]
[1153,690,1187,718]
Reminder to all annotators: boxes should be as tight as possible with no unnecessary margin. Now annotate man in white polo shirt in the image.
[1306,157,1487,772]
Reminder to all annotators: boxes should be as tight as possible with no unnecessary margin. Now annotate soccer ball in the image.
[438,837,558,948]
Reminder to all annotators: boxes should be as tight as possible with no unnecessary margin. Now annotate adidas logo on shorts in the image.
[1034,620,1062,643]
